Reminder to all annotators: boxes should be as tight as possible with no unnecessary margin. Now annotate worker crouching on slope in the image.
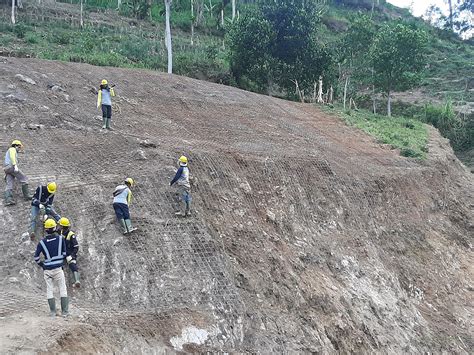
[170,156,192,217]
[58,217,80,288]
[97,79,115,130]
[113,178,137,234]
[34,219,69,317]
[3,140,30,205]
[30,182,61,240]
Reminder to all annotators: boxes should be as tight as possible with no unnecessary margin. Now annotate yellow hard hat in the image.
[44,218,57,229]
[101,79,108,85]
[11,140,23,147]
[178,156,188,164]
[47,182,57,193]
[125,178,134,186]
[58,217,70,227]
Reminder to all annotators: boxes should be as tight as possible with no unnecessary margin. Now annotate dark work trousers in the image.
[101,104,112,119]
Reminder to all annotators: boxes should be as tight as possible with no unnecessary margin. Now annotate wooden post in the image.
[317,76,324,104]
[191,0,194,45]
[164,0,173,74]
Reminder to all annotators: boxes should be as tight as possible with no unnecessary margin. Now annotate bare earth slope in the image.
[0,57,472,353]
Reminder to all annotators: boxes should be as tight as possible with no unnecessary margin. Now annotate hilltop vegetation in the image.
[0,0,473,162]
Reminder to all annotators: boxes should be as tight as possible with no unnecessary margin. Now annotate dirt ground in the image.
[0,57,472,353]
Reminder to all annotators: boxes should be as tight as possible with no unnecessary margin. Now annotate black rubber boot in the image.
[48,298,56,317]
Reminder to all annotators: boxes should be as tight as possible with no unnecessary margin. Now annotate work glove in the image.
[13,165,18,172]
[66,256,73,264]
[39,204,45,210]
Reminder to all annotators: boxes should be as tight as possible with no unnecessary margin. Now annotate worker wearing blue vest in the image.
[34,219,69,317]
[58,217,80,288]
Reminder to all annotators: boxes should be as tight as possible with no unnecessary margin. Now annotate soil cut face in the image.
[0,57,473,353]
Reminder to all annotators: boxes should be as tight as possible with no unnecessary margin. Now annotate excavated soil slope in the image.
[0,57,473,353]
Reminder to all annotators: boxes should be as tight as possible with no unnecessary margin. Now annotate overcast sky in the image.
[386,0,449,17]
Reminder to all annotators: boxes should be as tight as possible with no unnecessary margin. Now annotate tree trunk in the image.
[329,86,334,104]
[343,76,349,110]
[448,0,454,31]
[117,0,121,10]
[11,0,15,24]
[80,0,84,28]
[164,0,173,74]
[191,0,194,45]
[231,0,236,21]
[387,91,391,117]
[220,8,224,26]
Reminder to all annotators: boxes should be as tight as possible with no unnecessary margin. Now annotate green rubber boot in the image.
[48,298,56,317]
[73,271,81,288]
[21,183,31,201]
[4,190,15,206]
[61,297,69,317]
[119,219,128,234]
[106,117,112,130]
[125,219,137,234]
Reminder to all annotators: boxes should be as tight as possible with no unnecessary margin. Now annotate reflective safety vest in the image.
[34,234,66,270]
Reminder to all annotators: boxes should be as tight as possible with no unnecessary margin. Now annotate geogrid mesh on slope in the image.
[2,58,461,351]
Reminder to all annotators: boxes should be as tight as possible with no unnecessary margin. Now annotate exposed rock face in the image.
[0,57,472,353]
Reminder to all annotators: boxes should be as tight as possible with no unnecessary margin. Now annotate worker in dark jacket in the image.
[58,217,80,288]
[29,182,61,240]
[34,219,69,317]
[170,155,191,217]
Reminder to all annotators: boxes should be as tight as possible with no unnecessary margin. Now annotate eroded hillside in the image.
[0,57,472,353]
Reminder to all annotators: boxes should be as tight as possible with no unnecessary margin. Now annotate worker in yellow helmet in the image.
[113,178,137,234]
[58,217,80,288]
[170,155,192,217]
[29,182,61,240]
[97,79,115,130]
[34,219,69,317]
[3,140,30,205]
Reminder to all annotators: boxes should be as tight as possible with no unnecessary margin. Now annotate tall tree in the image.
[447,0,454,30]
[164,0,173,73]
[228,0,334,97]
[370,22,428,116]
[340,15,375,110]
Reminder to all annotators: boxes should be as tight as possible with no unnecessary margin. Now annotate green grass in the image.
[324,105,429,159]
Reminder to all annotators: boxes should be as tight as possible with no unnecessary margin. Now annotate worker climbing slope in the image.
[58,217,81,288]
[3,140,30,205]
[170,155,192,217]
[30,182,61,240]
[97,79,115,130]
[34,219,69,317]
[113,178,137,234]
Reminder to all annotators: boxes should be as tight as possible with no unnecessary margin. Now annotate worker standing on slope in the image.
[3,140,30,205]
[58,217,80,288]
[97,79,115,130]
[30,182,61,240]
[113,178,137,234]
[34,219,69,317]
[170,156,192,217]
